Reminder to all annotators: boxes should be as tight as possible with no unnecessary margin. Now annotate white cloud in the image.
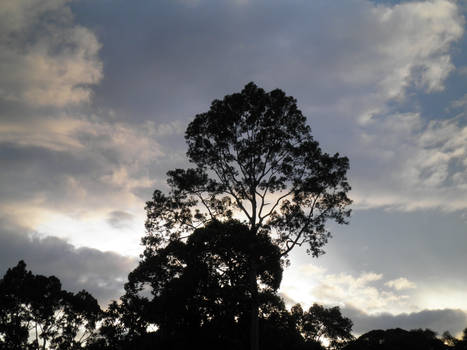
[281,264,416,315]
[385,277,416,291]
[0,0,102,106]
[369,0,463,97]
[351,113,467,212]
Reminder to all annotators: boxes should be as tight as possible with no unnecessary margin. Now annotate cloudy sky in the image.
[1,0,467,336]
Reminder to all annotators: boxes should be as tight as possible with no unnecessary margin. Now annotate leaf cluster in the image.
[0,261,101,350]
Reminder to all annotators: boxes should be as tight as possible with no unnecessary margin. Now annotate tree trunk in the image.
[248,259,259,350]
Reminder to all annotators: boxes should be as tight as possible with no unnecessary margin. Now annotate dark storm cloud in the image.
[0,219,137,306]
[344,305,467,336]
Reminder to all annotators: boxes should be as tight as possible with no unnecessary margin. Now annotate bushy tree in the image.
[0,261,101,350]
[120,220,282,349]
[291,303,354,350]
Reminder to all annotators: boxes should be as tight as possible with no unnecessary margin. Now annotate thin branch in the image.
[280,191,322,256]
[258,188,295,223]
[194,191,215,220]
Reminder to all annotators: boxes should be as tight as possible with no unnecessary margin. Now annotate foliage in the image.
[119,220,282,348]
[0,261,101,350]
[140,82,351,350]
[291,303,354,349]
[143,82,351,257]
[343,328,448,350]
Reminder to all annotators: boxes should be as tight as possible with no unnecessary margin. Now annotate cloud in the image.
[350,112,467,211]
[0,0,102,107]
[281,262,465,335]
[343,305,467,336]
[281,264,417,315]
[385,278,416,291]
[85,0,466,213]
[0,0,191,254]
[311,271,410,314]
[0,219,137,306]
[0,115,174,232]
[107,210,134,229]
[451,93,467,111]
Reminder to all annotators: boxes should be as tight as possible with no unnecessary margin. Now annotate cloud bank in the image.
[0,219,137,306]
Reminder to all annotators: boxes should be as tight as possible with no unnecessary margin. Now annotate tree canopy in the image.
[122,220,282,349]
[143,82,351,257]
[0,261,101,350]
[139,82,352,350]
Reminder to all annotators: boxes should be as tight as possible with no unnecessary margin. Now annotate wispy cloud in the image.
[0,0,102,106]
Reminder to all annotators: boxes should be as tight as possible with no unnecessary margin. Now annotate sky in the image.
[1,0,467,337]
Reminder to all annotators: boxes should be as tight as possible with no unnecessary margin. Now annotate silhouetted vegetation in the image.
[141,82,351,350]
[3,259,467,350]
[0,261,100,349]
[1,83,466,349]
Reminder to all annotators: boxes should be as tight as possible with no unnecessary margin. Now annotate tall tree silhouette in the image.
[141,82,351,349]
[0,261,101,349]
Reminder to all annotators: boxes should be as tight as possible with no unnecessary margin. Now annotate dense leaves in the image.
[144,82,351,257]
[343,328,448,350]
[0,261,101,350]
[291,303,354,349]
[121,220,282,348]
[141,82,351,350]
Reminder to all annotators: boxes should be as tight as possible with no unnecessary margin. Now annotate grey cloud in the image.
[343,305,467,336]
[107,210,134,229]
[0,219,137,306]
[293,208,467,286]
[72,0,462,125]
[69,0,467,213]
[0,0,102,107]
[0,142,115,208]
[0,114,175,225]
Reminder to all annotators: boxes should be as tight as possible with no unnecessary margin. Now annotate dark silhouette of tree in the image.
[117,220,282,349]
[260,298,325,350]
[140,82,352,350]
[443,331,459,348]
[0,261,101,350]
[343,328,448,350]
[291,303,354,349]
[101,220,353,350]
[452,328,467,350]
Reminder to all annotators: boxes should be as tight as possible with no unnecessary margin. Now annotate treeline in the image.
[1,258,467,350]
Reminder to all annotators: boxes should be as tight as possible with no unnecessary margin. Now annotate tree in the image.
[343,328,448,350]
[452,328,467,350]
[0,261,101,350]
[141,82,352,349]
[121,220,283,349]
[291,303,354,350]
